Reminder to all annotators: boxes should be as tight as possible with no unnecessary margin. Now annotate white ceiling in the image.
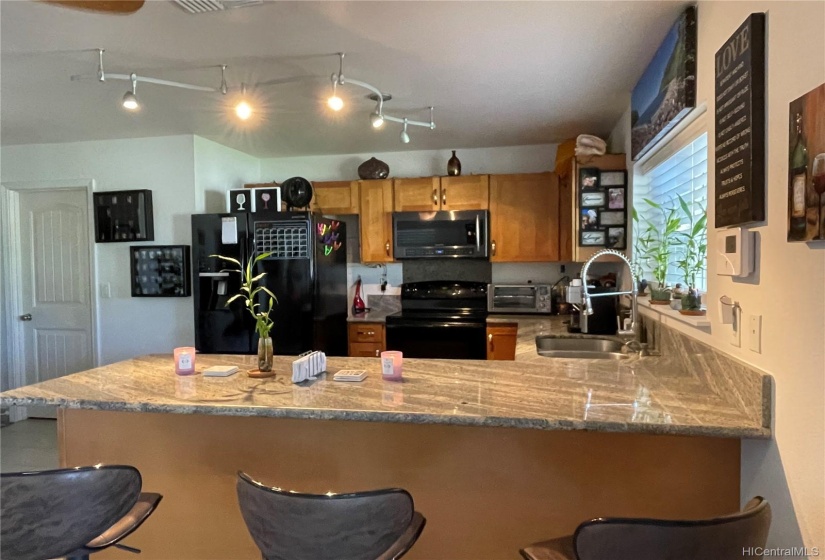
[0,1,687,157]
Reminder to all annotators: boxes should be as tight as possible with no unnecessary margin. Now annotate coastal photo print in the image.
[788,82,825,242]
[630,6,697,160]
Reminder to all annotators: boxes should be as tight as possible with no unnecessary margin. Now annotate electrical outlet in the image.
[729,307,741,347]
[748,314,761,353]
[99,282,112,299]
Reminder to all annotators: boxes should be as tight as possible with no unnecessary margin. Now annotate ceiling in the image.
[0,1,687,157]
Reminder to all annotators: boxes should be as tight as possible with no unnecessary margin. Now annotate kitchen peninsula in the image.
[1,325,770,560]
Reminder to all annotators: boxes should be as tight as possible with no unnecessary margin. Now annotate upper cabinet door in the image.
[393,177,440,212]
[359,180,394,263]
[440,175,490,211]
[489,173,559,262]
[312,181,360,215]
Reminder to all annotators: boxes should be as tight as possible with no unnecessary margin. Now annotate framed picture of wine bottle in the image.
[787,82,825,242]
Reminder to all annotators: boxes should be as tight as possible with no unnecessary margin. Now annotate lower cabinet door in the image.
[348,342,384,358]
[486,324,518,360]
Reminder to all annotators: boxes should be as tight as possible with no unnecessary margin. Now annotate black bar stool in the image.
[236,471,426,560]
[520,496,771,560]
[1,465,162,560]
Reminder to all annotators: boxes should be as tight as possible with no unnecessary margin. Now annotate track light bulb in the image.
[235,100,252,120]
[400,119,410,143]
[370,111,384,129]
[328,96,344,111]
[122,91,139,110]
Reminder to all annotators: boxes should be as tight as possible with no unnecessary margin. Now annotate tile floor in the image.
[0,419,59,472]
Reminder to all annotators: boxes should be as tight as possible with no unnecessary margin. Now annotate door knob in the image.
[20,314,32,321]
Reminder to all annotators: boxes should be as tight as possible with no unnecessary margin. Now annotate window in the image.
[634,132,708,291]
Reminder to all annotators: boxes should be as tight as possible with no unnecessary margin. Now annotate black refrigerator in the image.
[191,211,347,356]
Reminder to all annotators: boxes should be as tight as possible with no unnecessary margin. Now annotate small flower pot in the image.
[649,287,671,305]
[679,290,705,316]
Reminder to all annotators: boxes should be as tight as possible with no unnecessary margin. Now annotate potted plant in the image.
[637,198,682,305]
[674,194,707,315]
[211,251,278,377]
[631,208,650,296]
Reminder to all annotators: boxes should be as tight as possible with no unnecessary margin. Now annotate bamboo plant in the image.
[637,198,682,303]
[674,194,707,311]
[210,251,278,371]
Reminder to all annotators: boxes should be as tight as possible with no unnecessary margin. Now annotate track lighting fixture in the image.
[73,49,437,143]
[327,53,344,111]
[328,53,436,143]
[400,118,410,143]
[122,73,139,110]
[235,83,252,120]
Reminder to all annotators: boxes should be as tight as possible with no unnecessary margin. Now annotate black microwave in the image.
[392,210,488,259]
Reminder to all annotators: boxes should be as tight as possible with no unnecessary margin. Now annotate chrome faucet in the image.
[566,249,638,342]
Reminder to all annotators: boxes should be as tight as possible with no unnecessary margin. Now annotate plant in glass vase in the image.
[210,251,278,376]
[637,198,682,304]
[674,194,707,315]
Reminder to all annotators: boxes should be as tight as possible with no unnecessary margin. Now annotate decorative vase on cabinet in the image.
[447,151,461,176]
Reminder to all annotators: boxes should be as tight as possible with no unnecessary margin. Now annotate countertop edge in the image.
[0,396,771,440]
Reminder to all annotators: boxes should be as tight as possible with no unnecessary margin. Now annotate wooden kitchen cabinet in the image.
[440,175,490,211]
[558,154,627,262]
[348,322,386,357]
[393,175,489,212]
[489,173,559,262]
[311,181,360,214]
[486,323,518,360]
[393,177,441,211]
[358,179,394,263]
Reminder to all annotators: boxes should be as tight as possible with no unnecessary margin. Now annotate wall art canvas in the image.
[788,82,825,242]
[631,6,697,160]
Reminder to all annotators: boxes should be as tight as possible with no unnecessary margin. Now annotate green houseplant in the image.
[631,208,651,296]
[211,251,278,375]
[674,194,707,314]
[637,198,682,304]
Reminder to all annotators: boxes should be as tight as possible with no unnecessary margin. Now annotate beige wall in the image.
[614,1,824,553]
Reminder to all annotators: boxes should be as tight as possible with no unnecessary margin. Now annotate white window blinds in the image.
[635,132,708,291]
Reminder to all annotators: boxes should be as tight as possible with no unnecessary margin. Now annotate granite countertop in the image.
[0,318,771,439]
[347,310,394,323]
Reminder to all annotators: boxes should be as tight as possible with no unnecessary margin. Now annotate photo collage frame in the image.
[579,168,628,249]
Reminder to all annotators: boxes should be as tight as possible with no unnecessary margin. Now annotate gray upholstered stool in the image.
[236,471,426,560]
[1,465,162,560]
[520,496,771,560]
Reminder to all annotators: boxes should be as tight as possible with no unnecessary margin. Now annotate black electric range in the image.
[385,281,488,359]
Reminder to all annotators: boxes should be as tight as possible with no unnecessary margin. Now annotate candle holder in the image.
[381,351,403,381]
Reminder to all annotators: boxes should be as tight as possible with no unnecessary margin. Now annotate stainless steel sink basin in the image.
[535,336,628,360]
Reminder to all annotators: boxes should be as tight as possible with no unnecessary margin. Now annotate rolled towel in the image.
[575,134,607,156]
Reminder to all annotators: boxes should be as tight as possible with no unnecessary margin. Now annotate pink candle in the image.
[381,351,403,381]
[174,347,196,375]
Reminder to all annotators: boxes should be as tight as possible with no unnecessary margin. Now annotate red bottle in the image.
[352,277,366,315]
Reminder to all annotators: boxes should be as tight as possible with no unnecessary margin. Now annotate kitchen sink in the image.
[535,336,628,360]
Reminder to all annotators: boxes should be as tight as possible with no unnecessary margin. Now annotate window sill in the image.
[637,296,711,328]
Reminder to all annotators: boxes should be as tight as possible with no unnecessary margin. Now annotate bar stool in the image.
[520,496,771,560]
[1,465,162,560]
[236,471,426,560]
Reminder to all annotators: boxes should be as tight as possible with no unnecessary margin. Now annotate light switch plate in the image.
[99,282,111,299]
[748,314,761,353]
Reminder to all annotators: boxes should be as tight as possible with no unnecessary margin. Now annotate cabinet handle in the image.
[491,240,497,256]
[375,349,380,357]
[488,333,494,353]
[433,188,438,206]
[442,189,447,206]
[385,241,390,256]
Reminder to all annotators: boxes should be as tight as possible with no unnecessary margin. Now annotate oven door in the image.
[489,285,540,312]
[385,318,487,359]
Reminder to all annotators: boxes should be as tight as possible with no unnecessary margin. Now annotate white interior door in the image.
[16,187,94,418]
